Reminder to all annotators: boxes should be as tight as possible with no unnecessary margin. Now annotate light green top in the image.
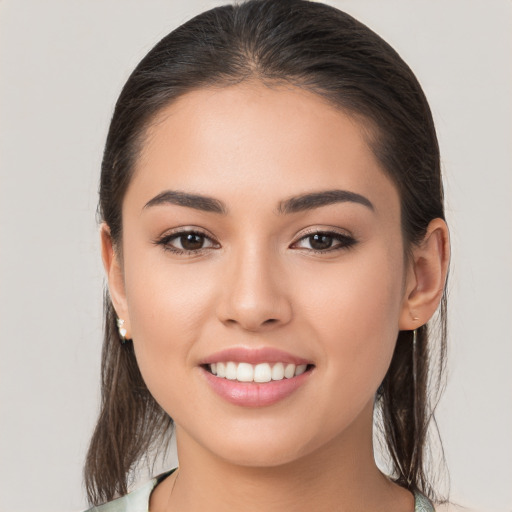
[84,471,174,512]
[84,469,435,512]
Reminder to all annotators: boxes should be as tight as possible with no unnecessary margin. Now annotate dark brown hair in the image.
[85,0,448,505]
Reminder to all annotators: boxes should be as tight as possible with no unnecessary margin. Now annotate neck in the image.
[151,401,414,512]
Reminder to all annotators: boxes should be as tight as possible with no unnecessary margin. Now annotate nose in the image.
[216,242,293,332]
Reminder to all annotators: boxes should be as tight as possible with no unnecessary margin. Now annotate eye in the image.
[156,229,218,255]
[293,230,356,253]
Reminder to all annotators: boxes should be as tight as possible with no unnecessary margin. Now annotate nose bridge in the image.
[218,234,292,331]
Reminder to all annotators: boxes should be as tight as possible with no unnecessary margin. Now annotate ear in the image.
[100,223,131,338]
[399,218,450,330]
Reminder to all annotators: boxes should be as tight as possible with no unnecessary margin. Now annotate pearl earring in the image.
[116,318,128,344]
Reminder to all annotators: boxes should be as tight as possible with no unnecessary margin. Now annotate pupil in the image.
[310,233,332,250]
[181,233,203,250]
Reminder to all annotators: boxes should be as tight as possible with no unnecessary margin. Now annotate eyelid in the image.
[156,226,215,241]
[295,226,353,239]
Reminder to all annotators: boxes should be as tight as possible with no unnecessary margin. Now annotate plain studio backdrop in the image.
[0,1,510,511]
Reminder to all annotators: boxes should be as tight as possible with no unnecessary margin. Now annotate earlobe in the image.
[100,223,131,337]
[399,218,450,330]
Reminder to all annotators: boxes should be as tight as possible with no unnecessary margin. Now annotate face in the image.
[112,83,412,467]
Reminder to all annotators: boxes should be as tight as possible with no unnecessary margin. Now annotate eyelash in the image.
[155,228,357,256]
[294,229,357,253]
[155,229,219,256]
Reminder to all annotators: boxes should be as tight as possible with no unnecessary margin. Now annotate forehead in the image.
[127,82,399,219]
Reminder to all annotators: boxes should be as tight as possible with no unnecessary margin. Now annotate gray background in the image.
[0,1,510,511]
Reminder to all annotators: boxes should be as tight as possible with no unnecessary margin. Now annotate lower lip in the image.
[201,367,312,407]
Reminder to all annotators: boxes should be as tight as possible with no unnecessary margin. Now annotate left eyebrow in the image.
[277,189,374,214]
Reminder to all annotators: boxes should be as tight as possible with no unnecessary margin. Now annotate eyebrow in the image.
[277,189,374,214]
[143,189,374,215]
[143,190,228,214]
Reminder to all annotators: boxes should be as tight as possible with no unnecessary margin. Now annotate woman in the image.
[84,0,450,510]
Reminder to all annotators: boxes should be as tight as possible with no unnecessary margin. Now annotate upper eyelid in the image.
[297,226,352,238]
[158,227,216,241]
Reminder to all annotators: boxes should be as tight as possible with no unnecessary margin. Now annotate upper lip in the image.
[199,347,313,366]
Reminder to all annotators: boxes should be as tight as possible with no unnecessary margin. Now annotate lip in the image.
[198,347,314,407]
[199,347,312,366]
[201,366,313,407]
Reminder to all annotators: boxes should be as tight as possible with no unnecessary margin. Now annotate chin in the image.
[215,441,309,468]
[190,418,338,470]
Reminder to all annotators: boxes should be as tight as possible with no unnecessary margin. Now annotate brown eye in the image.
[157,230,217,255]
[309,233,334,250]
[179,233,206,251]
[293,230,356,253]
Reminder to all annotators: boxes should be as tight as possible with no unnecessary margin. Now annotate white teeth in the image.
[254,363,272,383]
[225,362,237,380]
[271,362,285,380]
[236,362,254,382]
[207,361,309,382]
[295,364,307,376]
[284,363,296,379]
[216,362,226,378]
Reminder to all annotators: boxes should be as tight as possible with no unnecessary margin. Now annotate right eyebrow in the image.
[143,190,227,214]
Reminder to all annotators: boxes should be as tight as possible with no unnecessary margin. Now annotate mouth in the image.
[199,348,315,407]
[202,361,314,383]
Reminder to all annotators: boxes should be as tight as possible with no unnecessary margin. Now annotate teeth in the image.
[216,362,226,378]
[271,362,285,380]
[295,364,307,376]
[225,362,237,380]
[284,363,295,379]
[207,361,309,382]
[237,362,253,382]
[254,363,272,383]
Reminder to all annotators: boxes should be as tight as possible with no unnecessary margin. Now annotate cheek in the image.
[122,215,219,329]
[295,244,405,387]
[123,254,218,352]
[120,239,232,416]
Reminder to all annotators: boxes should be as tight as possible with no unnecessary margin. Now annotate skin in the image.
[102,83,450,512]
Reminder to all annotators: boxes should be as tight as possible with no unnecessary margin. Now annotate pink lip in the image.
[201,367,312,407]
[199,347,312,366]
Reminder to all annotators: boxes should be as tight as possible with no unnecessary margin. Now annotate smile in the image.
[208,362,308,382]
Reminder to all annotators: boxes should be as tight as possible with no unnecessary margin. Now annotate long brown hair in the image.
[85,0,448,505]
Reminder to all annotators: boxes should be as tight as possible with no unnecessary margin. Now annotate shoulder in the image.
[415,491,436,512]
[415,492,484,512]
[83,480,155,512]
[83,470,175,512]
